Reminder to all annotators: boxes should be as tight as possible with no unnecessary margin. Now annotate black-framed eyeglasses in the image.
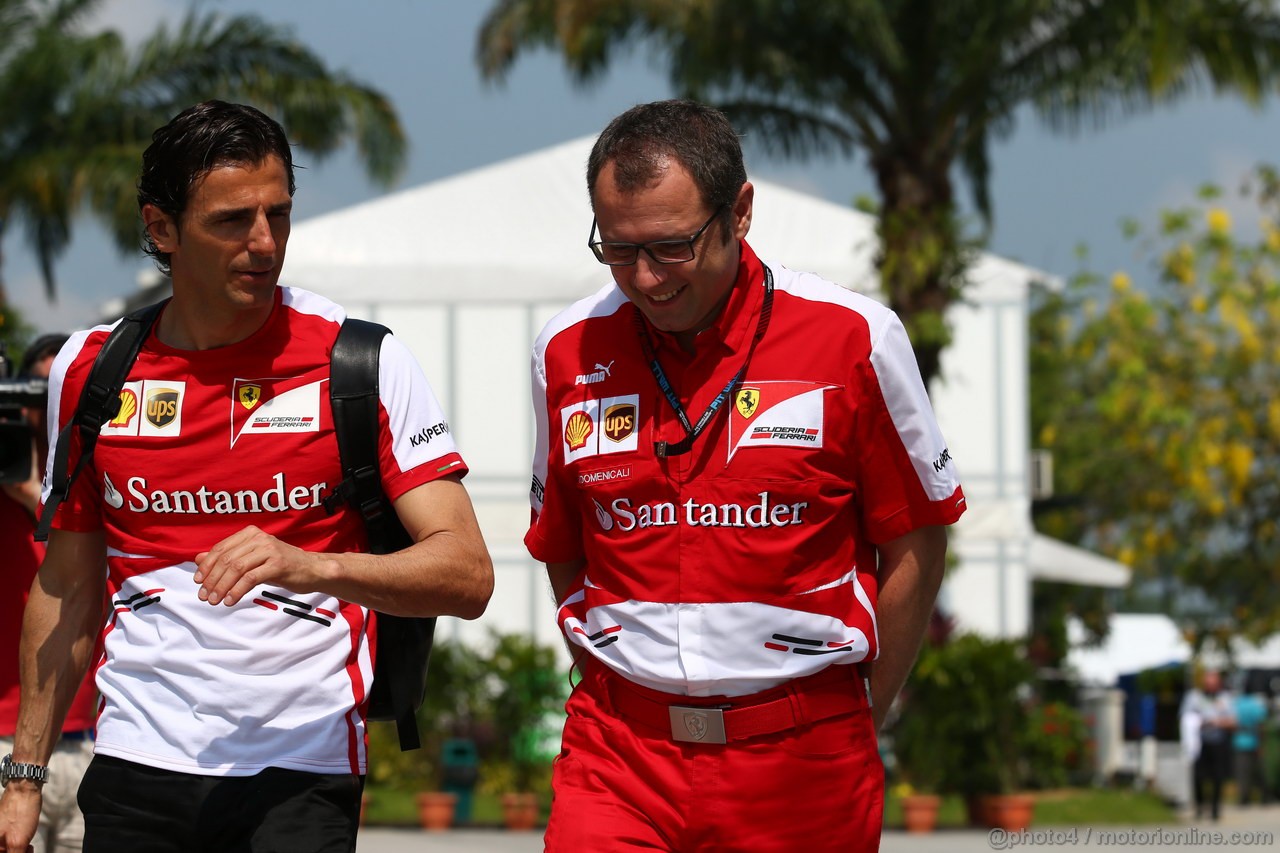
[588,205,727,266]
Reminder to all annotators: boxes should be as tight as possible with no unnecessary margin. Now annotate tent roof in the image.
[282,136,1046,306]
[1029,534,1131,588]
[1067,614,1191,686]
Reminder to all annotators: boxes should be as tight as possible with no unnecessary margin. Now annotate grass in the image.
[882,788,1178,830]
[369,785,1176,830]
[363,786,548,828]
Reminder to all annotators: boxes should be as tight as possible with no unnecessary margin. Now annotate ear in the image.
[142,204,179,253]
[731,181,754,240]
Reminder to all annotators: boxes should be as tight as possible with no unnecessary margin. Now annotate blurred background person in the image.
[1181,668,1235,821]
[1232,682,1270,806]
[0,333,98,853]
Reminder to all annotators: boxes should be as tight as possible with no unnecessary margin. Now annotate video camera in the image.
[0,343,47,485]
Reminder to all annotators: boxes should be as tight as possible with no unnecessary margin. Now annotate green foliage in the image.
[0,302,33,363]
[1021,702,1091,790]
[366,632,567,794]
[483,632,569,789]
[477,0,1280,386]
[1135,663,1187,699]
[893,634,1043,795]
[0,0,406,300]
[366,641,489,790]
[1032,164,1280,639]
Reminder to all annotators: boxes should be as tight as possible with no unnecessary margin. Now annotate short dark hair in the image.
[137,100,295,275]
[19,333,68,378]
[587,99,747,240]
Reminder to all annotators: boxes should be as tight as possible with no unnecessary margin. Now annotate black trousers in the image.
[78,754,364,853]
[1193,739,1232,820]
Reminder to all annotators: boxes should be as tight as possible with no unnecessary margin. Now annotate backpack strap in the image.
[326,318,423,750]
[36,301,165,542]
[324,319,412,553]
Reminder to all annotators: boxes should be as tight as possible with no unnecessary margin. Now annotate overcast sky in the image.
[9,0,1280,334]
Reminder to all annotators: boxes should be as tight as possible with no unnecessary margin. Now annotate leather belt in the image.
[605,664,869,745]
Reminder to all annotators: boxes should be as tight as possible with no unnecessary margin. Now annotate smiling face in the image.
[143,156,293,323]
[592,157,752,351]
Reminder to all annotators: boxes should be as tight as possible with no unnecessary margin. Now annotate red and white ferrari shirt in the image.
[44,286,466,776]
[528,242,965,698]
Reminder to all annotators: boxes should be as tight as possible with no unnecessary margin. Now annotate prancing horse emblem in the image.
[238,384,261,409]
[735,387,760,419]
[683,711,710,741]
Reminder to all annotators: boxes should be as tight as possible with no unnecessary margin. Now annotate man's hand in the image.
[0,782,42,853]
[194,526,329,606]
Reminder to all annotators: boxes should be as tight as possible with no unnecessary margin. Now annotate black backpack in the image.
[37,302,435,751]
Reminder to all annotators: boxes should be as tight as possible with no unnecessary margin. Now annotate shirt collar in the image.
[642,240,766,358]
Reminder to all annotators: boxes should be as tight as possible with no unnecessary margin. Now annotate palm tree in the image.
[0,0,407,305]
[477,0,1280,386]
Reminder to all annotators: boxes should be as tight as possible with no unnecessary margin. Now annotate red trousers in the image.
[545,661,884,852]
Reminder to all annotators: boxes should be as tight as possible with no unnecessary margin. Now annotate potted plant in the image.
[480,632,567,830]
[365,640,488,830]
[892,631,1038,830]
[892,782,942,833]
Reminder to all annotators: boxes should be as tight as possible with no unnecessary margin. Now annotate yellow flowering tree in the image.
[1032,167,1280,639]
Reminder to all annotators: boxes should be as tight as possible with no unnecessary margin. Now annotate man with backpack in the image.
[0,101,493,853]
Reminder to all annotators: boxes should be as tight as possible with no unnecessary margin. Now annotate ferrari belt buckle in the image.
[669,706,727,744]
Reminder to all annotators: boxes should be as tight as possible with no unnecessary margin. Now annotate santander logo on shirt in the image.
[593,490,810,532]
[104,469,329,515]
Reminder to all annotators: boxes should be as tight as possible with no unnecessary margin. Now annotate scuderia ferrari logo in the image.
[727,381,838,462]
[230,378,324,447]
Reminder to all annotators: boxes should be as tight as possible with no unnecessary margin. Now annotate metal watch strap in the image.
[1,754,49,786]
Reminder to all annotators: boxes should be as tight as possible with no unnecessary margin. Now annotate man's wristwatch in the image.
[0,754,48,787]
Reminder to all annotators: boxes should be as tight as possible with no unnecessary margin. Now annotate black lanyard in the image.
[635,266,774,458]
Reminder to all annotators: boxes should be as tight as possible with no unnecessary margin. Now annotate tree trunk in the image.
[871,152,963,391]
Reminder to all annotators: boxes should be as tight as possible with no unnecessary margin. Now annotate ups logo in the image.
[603,403,635,443]
[145,388,180,428]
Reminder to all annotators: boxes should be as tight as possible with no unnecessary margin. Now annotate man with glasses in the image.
[527,99,966,851]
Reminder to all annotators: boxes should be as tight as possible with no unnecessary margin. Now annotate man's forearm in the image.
[867,525,948,731]
[192,477,495,619]
[13,534,106,765]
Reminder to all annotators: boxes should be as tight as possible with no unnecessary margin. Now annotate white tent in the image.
[1067,614,1192,687]
[278,136,1127,647]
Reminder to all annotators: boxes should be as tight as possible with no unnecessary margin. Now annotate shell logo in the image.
[109,389,139,427]
[564,411,594,451]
